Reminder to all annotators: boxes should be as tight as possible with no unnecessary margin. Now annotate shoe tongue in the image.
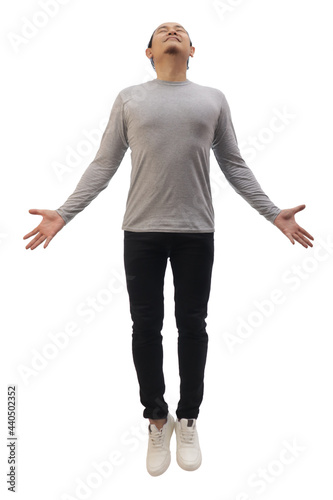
[149,423,162,433]
[180,418,194,428]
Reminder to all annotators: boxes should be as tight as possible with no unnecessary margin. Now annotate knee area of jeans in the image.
[176,321,208,334]
[132,330,163,341]
[177,329,209,340]
[131,319,164,332]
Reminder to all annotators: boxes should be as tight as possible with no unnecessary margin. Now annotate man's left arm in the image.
[211,93,314,248]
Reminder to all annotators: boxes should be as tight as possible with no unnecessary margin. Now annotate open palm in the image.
[23,209,65,250]
[274,204,314,248]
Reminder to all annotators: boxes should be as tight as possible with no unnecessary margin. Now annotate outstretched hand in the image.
[23,209,66,250]
[273,204,314,248]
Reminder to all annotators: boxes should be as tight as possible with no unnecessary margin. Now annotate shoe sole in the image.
[176,451,202,471]
[147,453,171,476]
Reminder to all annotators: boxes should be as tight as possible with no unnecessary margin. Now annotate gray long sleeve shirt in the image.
[55,78,281,232]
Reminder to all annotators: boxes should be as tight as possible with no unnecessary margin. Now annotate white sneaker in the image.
[175,418,202,471]
[146,413,175,476]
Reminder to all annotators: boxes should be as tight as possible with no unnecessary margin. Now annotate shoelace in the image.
[150,427,164,448]
[179,425,195,445]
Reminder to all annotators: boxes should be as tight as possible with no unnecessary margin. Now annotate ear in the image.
[146,48,153,59]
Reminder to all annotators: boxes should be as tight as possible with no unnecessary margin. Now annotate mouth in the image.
[166,36,180,42]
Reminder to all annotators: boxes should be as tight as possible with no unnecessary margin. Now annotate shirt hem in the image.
[122,226,214,233]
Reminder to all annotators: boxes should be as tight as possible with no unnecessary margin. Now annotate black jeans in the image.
[123,230,214,420]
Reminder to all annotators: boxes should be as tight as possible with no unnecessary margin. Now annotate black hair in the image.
[147,27,193,71]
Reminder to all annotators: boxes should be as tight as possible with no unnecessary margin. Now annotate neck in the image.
[155,63,187,82]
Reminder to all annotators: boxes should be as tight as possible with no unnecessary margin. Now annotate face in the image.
[146,22,194,67]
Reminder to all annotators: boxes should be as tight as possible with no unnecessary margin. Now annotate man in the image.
[23,22,314,477]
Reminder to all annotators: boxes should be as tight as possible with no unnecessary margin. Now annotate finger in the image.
[44,236,53,249]
[293,233,308,248]
[293,204,306,214]
[23,227,39,240]
[26,232,43,249]
[25,236,39,249]
[30,235,47,250]
[297,232,313,248]
[286,233,295,245]
[299,226,314,240]
[29,209,44,216]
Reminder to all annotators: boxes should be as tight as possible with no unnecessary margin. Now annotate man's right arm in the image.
[56,92,129,225]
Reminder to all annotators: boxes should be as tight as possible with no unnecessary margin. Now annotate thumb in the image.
[293,204,306,215]
[29,209,45,216]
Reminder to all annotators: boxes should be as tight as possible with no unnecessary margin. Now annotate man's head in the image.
[146,22,194,72]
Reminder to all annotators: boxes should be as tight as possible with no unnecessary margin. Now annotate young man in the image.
[23,22,314,476]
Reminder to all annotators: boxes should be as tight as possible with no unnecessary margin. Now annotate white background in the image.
[1,0,332,498]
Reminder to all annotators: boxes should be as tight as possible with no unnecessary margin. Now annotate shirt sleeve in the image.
[55,92,129,224]
[211,92,281,224]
